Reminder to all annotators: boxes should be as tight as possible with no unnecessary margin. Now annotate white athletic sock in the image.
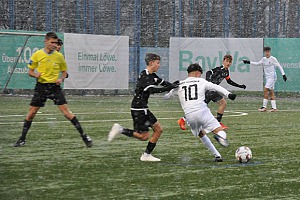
[200,135,221,157]
[263,99,268,108]
[271,100,276,109]
[217,131,227,139]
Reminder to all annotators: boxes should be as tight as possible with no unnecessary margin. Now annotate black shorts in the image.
[131,109,157,133]
[205,90,223,104]
[30,83,67,107]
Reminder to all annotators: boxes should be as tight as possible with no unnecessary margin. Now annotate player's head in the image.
[56,38,63,52]
[264,46,271,58]
[145,53,161,73]
[222,54,232,68]
[44,32,58,52]
[187,63,203,77]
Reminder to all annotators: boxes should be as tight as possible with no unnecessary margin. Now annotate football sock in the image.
[271,100,276,109]
[217,130,227,139]
[145,141,156,154]
[20,119,32,140]
[216,113,223,122]
[70,116,84,137]
[121,128,134,137]
[200,135,221,157]
[263,99,268,108]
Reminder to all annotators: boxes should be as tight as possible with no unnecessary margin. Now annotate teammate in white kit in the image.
[243,46,287,112]
[177,63,237,162]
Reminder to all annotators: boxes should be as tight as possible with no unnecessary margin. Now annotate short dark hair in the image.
[187,63,203,73]
[45,32,58,40]
[58,38,63,46]
[264,46,271,51]
[145,53,160,65]
[223,54,232,62]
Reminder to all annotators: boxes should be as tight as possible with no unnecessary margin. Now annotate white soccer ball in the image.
[235,146,252,163]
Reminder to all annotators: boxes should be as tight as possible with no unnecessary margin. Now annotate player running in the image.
[243,46,287,112]
[177,63,237,161]
[177,54,246,130]
[108,53,178,162]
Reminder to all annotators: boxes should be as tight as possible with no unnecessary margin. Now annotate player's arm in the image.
[146,83,178,94]
[206,81,236,100]
[164,88,179,100]
[226,77,246,89]
[271,57,287,81]
[243,58,263,66]
[28,68,41,78]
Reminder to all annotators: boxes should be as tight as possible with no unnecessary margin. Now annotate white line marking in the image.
[0,111,248,125]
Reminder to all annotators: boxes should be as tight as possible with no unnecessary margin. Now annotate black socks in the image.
[20,120,32,140]
[145,141,156,154]
[216,113,223,122]
[70,116,84,137]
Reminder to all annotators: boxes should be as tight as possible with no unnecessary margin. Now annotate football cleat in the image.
[140,153,161,162]
[108,123,123,142]
[177,118,186,130]
[258,107,267,112]
[270,108,277,112]
[82,134,93,147]
[213,134,229,147]
[213,156,223,162]
[13,139,26,147]
[219,122,228,130]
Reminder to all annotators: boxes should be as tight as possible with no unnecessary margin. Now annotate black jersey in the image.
[206,65,230,85]
[131,69,170,109]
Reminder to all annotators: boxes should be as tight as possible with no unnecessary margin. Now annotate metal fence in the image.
[1,0,299,47]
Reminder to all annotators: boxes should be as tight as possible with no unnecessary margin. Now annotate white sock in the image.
[263,99,268,108]
[271,100,276,109]
[200,135,221,157]
[217,131,227,139]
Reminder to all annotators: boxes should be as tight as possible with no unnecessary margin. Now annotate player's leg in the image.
[58,104,92,147]
[14,84,46,147]
[268,80,277,112]
[14,106,41,147]
[53,85,92,147]
[216,97,228,130]
[259,79,274,112]
[198,130,223,162]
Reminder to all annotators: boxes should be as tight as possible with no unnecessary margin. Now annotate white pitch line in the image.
[0,111,248,125]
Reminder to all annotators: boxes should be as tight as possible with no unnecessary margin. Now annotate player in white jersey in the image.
[177,63,237,162]
[243,46,287,112]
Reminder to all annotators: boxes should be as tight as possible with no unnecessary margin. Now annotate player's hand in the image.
[240,84,246,89]
[56,79,64,85]
[228,93,237,100]
[283,75,287,82]
[242,59,250,64]
[35,72,42,78]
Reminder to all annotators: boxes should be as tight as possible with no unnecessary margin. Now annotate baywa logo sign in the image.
[179,50,250,72]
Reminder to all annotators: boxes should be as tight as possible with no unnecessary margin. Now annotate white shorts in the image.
[265,78,276,90]
[185,107,221,137]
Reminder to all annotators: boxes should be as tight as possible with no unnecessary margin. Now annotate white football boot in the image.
[140,153,161,162]
[108,123,123,142]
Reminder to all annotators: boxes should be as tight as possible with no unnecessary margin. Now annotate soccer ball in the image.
[235,146,252,163]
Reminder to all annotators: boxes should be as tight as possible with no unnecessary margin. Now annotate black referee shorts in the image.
[205,90,224,104]
[30,83,67,107]
[131,109,157,133]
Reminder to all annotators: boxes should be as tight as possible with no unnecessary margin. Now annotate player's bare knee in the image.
[140,133,150,141]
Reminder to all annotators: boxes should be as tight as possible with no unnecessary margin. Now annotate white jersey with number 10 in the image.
[178,77,230,115]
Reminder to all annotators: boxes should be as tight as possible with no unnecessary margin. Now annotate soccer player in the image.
[177,54,246,130]
[108,53,178,162]
[243,46,287,112]
[13,32,92,147]
[177,63,237,162]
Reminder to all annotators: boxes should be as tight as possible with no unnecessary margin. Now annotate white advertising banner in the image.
[64,33,129,89]
[169,38,264,91]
